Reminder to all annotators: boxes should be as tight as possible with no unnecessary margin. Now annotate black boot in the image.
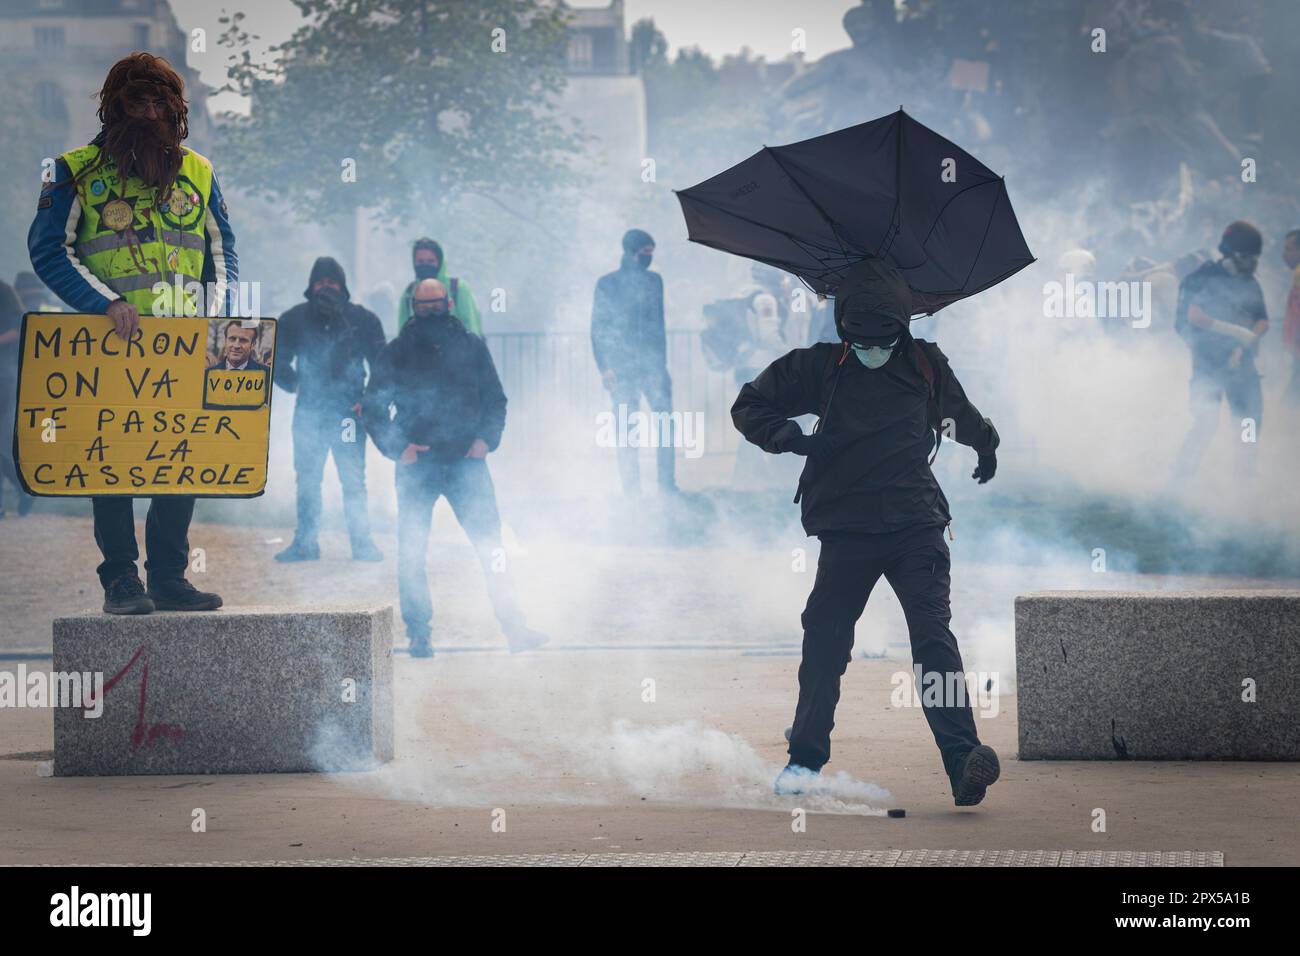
[103,574,155,615]
[148,577,223,612]
[950,745,1001,807]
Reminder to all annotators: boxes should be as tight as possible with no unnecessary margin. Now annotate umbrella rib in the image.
[682,192,851,267]
[955,177,1010,292]
[761,146,853,262]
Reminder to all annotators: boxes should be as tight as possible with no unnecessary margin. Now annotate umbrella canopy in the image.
[675,108,1035,316]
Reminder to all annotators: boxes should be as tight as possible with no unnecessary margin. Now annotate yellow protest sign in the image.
[12,313,277,497]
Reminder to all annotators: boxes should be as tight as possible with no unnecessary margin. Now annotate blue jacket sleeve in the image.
[202,171,239,316]
[26,159,117,314]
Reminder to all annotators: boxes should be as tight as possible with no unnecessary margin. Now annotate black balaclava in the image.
[406,282,458,350]
[412,237,444,281]
[301,257,348,299]
[622,228,654,270]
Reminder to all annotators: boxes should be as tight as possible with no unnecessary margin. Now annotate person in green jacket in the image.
[396,237,482,335]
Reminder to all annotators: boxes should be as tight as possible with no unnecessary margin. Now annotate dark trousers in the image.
[788,525,981,779]
[92,496,195,589]
[610,366,676,493]
[395,457,522,640]
[291,403,372,546]
[1174,367,1263,478]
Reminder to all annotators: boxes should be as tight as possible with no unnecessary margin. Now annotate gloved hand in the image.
[972,450,997,484]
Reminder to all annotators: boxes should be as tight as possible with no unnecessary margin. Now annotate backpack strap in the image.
[912,340,944,465]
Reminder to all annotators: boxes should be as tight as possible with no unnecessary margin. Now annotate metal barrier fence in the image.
[484,329,743,460]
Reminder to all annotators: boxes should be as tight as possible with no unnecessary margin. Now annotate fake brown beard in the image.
[102,117,182,191]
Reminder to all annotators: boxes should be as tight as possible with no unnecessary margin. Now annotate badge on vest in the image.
[101,198,134,232]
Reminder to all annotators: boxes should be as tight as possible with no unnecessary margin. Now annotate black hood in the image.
[833,256,913,343]
[304,256,350,300]
[622,228,654,255]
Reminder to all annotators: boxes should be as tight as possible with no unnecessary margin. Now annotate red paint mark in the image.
[93,642,185,748]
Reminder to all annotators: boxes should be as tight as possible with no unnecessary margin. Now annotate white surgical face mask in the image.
[851,337,898,369]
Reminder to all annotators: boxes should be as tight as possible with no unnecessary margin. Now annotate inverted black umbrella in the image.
[675,108,1035,315]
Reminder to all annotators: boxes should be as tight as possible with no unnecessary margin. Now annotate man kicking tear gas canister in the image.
[731,257,1002,807]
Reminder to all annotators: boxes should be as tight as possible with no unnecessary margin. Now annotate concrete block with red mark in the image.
[52,605,394,775]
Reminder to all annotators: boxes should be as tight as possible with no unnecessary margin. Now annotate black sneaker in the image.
[950,745,1001,807]
[274,540,320,562]
[148,578,223,612]
[103,574,155,615]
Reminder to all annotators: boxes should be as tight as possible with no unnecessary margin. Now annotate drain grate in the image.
[54,848,1224,867]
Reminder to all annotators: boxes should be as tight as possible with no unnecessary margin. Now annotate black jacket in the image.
[732,337,999,536]
[274,300,386,409]
[1174,259,1267,377]
[362,314,507,463]
[591,256,667,376]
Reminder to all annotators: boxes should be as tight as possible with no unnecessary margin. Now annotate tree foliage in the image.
[216,0,586,226]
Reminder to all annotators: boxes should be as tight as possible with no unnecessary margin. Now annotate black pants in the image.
[610,366,676,493]
[291,402,372,547]
[92,496,195,589]
[395,457,522,640]
[788,524,981,779]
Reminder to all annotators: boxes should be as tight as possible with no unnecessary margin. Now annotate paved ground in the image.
[3,648,1297,866]
[2,513,1297,867]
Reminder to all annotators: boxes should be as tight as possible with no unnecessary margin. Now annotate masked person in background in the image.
[363,279,548,658]
[732,256,1003,808]
[1173,220,1269,479]
[396,237,482,336]
[274,257,386,562]
[27,52,236,614]
[591,228,678,495]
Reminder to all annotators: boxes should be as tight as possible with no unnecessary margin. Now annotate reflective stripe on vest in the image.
[76,229,205,258]
[62,144,214,316]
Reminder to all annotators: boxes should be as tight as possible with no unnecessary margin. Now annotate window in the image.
[34,26,65,50]
[568,33,593,72]
[134,24,150,50]
[36,81,68,122]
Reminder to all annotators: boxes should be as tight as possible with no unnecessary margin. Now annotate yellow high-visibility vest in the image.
[62,144,216,317]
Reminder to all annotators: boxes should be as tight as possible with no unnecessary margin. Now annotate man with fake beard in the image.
[731,256,1003,807]
[1173,220,1269,479]
[27,52,237,614]
[363,279,548,658]
[273,257,386,562]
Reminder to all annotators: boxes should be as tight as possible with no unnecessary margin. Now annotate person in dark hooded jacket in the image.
[274,256,387,562]
[591,228,678,494]
[731,256,1003,807]
[363,278,548,658]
